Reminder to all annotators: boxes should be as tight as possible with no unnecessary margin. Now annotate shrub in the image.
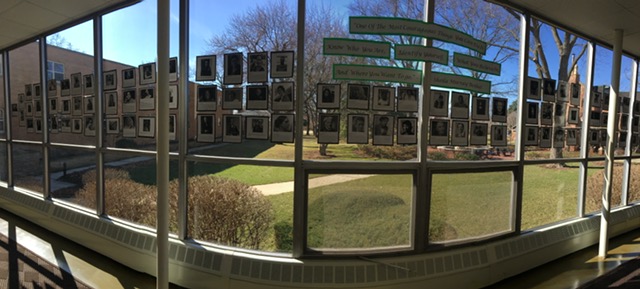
[586,164,640,212]
[273,221,293,252]
[428,151,448,160]
[454,152,480,161]
[356,145,417,160]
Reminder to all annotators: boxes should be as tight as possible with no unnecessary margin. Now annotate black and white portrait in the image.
[566,128,578,146]
[122,89,137,113]
[169,57,178,82]
[139,87,155,111]
[222,87,243,110]
[470,123,488,145]
[169,115,176,141]
[198,114,215,143]
[248,52,268,83]
[223,115,242,143]
[318,114,340,144]
[526,101,539,124]
[570,83,581,106]
[527,77,541,100]
[122,115,136,137]
[317,83,340,109]
[539,127,552,148]
[122,68,136,88]
[246,85,268,110]
[84,74,94,92]
[48,79,58,96]
[60,79,70,96]
[542,78,556,102]
[104,91,118,115]
[451,92,469,119]
[397,87,419,112]
[139,63,156,85]
[104,70,117,91]
[271,82,294,111]
[271,114,294,143]
[246,116,269,140]
[224,53,243,84]
[270,51,294,79]
[430,119,449,145]
[196,55,216,82]
[540,102,553,125]
[106,118,119,134]
[451,120,468,146]
[567,107,580,124]
[491,125,507,146]
[430,89,449,117]
[553,127,564,148]
[138,116,155,138]
[84,116,96,136]
[169,85,178,109]
[347,84,370,110]
[72,96,82,116]
[71,118,82,134]
[372,86,394,111]
[472,97,489,120]
[372,114,393,146]
[397,117,417,145]
[84,96,95,114]
[347,114,368,144]
[197,85,217,111]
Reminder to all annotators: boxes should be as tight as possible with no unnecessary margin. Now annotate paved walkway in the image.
[253,174,373,195]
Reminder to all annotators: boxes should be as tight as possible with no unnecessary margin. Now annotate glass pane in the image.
[13,143,43,194]
[50,147,95,211]
[0,142,7,182]
[188,161,289,251]
[10,42,42,142]
[522,164,579,230]
[430,171,512,242]
[307,174,413,251]
[0,54,5,140]
[630,160,640,204]
[585,161,606,214]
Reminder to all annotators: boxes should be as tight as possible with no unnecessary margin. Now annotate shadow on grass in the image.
[128,140,276,185]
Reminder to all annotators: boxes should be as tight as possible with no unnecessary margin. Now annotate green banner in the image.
[453,52,501,75]
[395,45,448,65]
[431,72,491,94]
[323,38,391,59]
[333,64,422,84]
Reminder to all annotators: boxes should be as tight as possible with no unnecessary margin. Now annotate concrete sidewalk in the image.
[253,174,372,195]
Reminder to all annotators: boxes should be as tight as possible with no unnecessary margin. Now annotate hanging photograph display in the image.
[71,96,82,116]
[527,77,541,100]
[470,122,488,145]
[347,84,370,110]
[122,89,137,113]
[222,87,243,110]
[397,87,419,112]
[451,92,469,119]
[84,116,96,136]
[106,118,119,134]
[138,116,155,138]
[397,117,417,145]
[169,85,178,109]
[539,127,552,148]
[246,85,268,110]
[451,120,468,146]
[48,79,58,97]
[139,62,156,85]
[271,82,294,111]
[270,51,294,79]
[246,116,269,140]
[271,114,294,143]
[71,118,82,134]
[542,78,556,102]
[169,57,178,82]
[347,114,368,144]
[197,114,215,142]
[223,115,242,143]
[372,86,394,111]
[372,114,393,146]
[492,97,507,122]
[60,79,70,96]
[83,74,94,92]
[104,91,118,115]
[197,85,217,111]
[224,53,243,84]
[122,68,136,88]
[540,102,553,125]
[553,127,564,148]
[472,96,489,120]
[104,70,117,91]
[83,96,95,114]
[430,89,449,117]
[318,114,340,144]
[196,55,216,82]
[139,87,155,111]
[491,125,507,146]
[317,83,340,109]
[70,74,82,95]
[247,52,268,83]
[169,115,176,141]
[122,115,136,137]
[429,119,449,145]
[526,101,539,124]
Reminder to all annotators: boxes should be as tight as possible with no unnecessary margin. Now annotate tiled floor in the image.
[0,206,639,289]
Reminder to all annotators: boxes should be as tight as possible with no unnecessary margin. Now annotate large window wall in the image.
[0,0,639,258]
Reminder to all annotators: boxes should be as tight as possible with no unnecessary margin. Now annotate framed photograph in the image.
[223,87,243,110]
[271,82,294,111]
[60,79,70,96]
[50,116,59,133]
[71,118,83,134]
[122,68,136,88]
[223,115,242,143]
[620,114,629,131]
[523,126,538,146]
[139,87,155,110]
[271,114,294,143]
[83,74,94,92]
[247,52,268,83]
[372,86,394,111]
[568,107,580,124]
[397,117,417,145]
[197,114,215,142]
[34,99,42,116]
[553,127,565,148]
[169,57,178,82]
[571,83,581,106]
[139,62,156,85]
[246,85,268,110]
[317,83,340,109]
[25,102,33,117]
[223,53,243,85]
[122,89,137,113]
[48,98,57,114]
[451,120,468,146]
[169,85,178,109]
[539,126,552,148]
[25,84,32,98]
[105,91,118,115]
[70,72,82,95]
[429,119,449,145]
[591,90,602,108]
[18,93,25,104]
[451,92,469,119]
[106,118,119,134]
[472,97,489,120]
[104,69,117,91]
[347,114,368,144]
[84,116,96,136]
[347,84,370,110]
[26,118,34,133]
[554,103,566,122]
[35,118,43,133]
[122,115,137,137]
[84,95,95,114]
[590,129,602,146]
[34,83,41,98]
[197,85,217,111]
[540,102,553,125]
[138,116,155,138]
[71,96,82,116]
[11,104,18,117]
[527,77,541,100]
[491,125,507,146]
[542,78,556,102]
[589,110,601,127]
[59,117,71,133]
[397,87,419,112]
[47,79,58,96]
[470,122,488,145]
[169,114,176,141]
[526,101,539,124]
[318,114,340,144]
[430,89,449,117]
[492,97,508,122]
[196,55,216,82]
[372,114,393,146]
[246,116,269,140]
[270,51,294,79]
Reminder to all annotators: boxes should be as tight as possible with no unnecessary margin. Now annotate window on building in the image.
[47,60,64,81]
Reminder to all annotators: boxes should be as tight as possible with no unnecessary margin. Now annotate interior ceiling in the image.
[0,0,134,51]
[501,0,640,57]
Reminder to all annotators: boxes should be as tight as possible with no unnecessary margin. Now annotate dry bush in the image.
[356,145,417,160]
[586,164,640,211]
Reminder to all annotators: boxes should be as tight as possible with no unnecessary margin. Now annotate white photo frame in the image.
[372,86,394,111]
[430,89,449,117]
[223,115,242,143]
[270,51,294,79]
[104,69,117,91]
[59,117,71,133]
[197,114,215,143]
[492,97,508,122]
[197,85,217,111]
[223,53,243,85]
[539,126,552,148]
[527,77,541,100]
[589,111,601,127]
[47,79,58,97]
[48,98,57,114]
[542,78,556,102]
[139,62,156,85]
[540,102,553,125]
[451,120,468,146]
[169,85,178,109]
[196,55,216,82]
[83,95,95,114]
[138,116,155,138]
[246,116,269,140]
[49,116,59,133]
[71,96,82,116]
[84,116,96,136]
[347,114,368,144]
[83,74,94,92]
[139,87,155,111]
[472,97,489,120]
[60,79,70,96]
[222,87,243,110]
[397,117,417,145]
[271,114,294,143]
[524,125,538,146]
[122,89,137,113]
[169,57,178,82]
[451,92,470,119]
[106,118,119,134]
[25,102,33,117]
[246,85,268,110]
[397,87,419,113]
[247,52,268,83]
[122,68,136,88]
[571,83,581,106]
[169,114,176,141]
[491,125,507,146]
[105,91,118,115]
[347,84,370,110]
[372,114,393,146]
[35,118,43,133]
[34,83,41,98]
[526,101,539,124]
[429,119,449,145]
[122,115,137,137]
[470,122,488,145]
[71,118,82,134]
[34,99,42,116]
[318,114,340,144]
[272,82,294,111]
[317,83,340,109]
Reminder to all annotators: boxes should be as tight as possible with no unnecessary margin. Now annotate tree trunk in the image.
[319,144,328,156]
